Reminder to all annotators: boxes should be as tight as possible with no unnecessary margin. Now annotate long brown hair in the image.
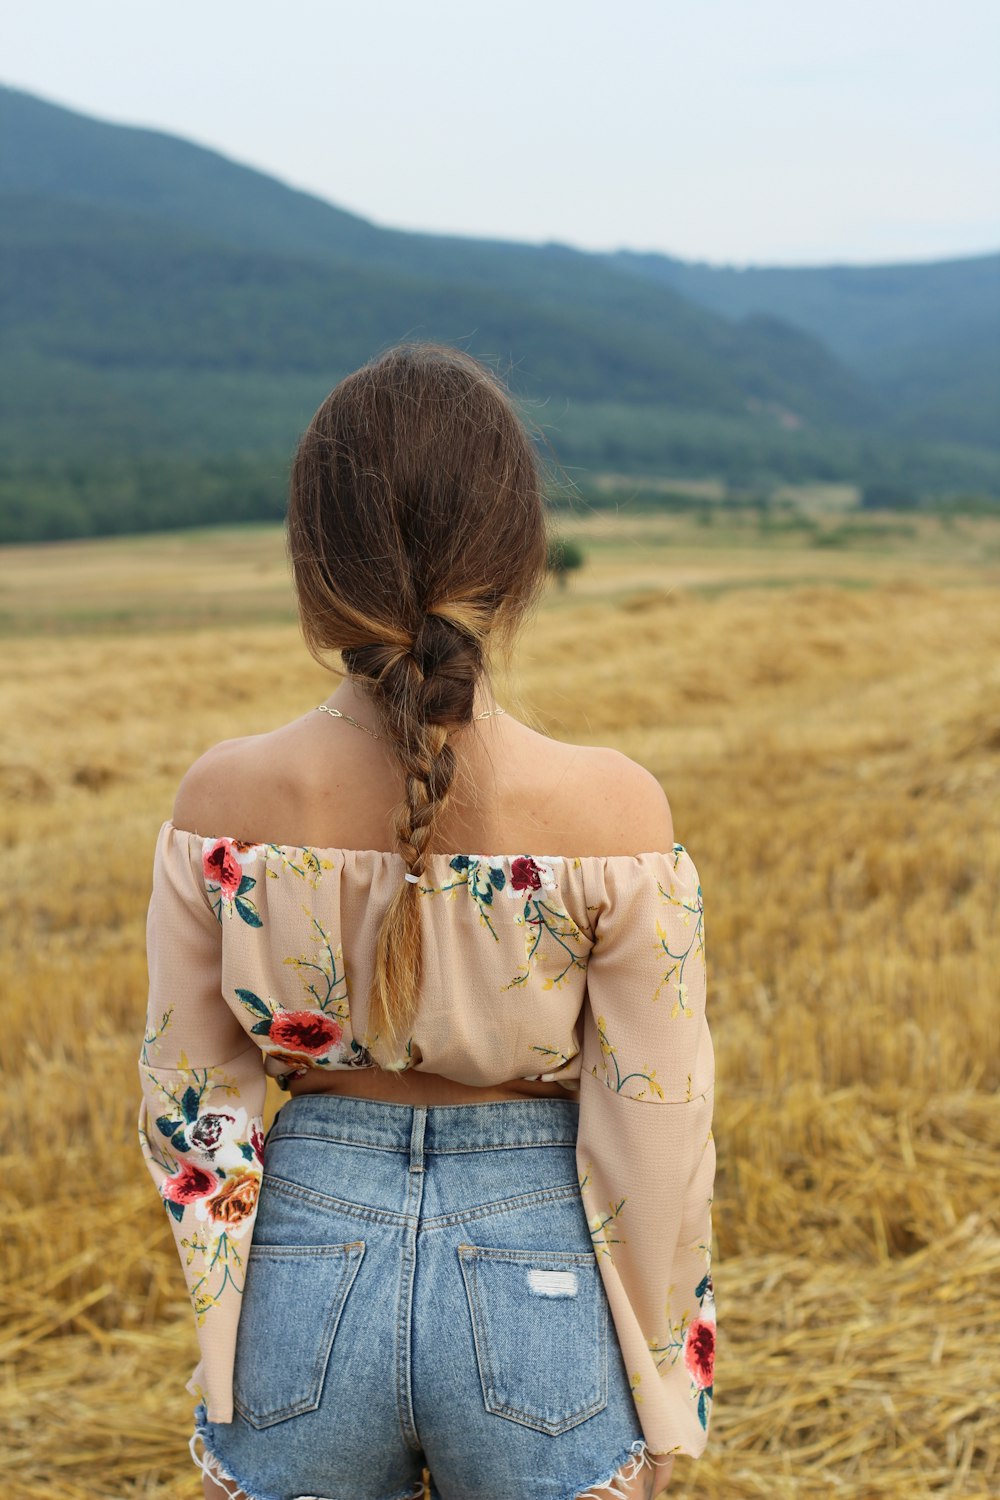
[285,342,552,1067]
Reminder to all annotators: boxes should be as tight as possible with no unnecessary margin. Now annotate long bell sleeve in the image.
[137,819,268,1422]
[575,845,716,1460]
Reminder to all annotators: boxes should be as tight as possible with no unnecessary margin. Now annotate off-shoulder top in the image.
[137,817,716,1460]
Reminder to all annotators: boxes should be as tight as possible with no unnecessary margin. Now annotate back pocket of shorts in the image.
[233,1240,365,1429]
[457,1243,607,1435]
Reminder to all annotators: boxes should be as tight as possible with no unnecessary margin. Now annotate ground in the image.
[2,501,997,1496]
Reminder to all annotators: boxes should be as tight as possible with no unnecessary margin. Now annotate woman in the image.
[138,343,716,1500]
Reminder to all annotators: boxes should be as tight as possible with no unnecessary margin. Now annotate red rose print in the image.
[202,839,243,901]
[684,1318,715,1390]
[250,1122,265,1162]
[510,857,542,893]
[269,1010,344,1055]
[162,1158,220,1206]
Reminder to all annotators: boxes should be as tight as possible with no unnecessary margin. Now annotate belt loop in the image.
[408,1106,427,1173]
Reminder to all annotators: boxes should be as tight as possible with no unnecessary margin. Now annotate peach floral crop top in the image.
[137,817,716,1460]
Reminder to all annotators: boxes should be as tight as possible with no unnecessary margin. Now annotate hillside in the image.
[606,248,1000,449]
[1,83,998,543]
[0,89,881,425]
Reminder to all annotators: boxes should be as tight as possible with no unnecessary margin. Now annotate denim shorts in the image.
[190,1092,652,1500]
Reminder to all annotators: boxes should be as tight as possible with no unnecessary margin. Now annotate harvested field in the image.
[2,507,998,1497]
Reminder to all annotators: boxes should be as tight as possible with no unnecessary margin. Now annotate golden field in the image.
[2,502,998,1498]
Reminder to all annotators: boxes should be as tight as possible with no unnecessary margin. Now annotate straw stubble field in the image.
[2,509,998,1498]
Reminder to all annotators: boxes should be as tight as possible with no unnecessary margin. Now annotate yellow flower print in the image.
[591,1016,665,1099]
[672,980,693,1020]
[264,845,335,887]
[652,874,704,1011]
[588,1196,627,1261]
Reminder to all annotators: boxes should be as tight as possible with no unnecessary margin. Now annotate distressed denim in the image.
[190,1093,651,1500]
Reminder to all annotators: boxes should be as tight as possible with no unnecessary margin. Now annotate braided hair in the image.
[285,343,551,1066]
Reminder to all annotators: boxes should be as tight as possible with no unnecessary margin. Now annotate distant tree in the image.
[547,537,585,590]
[860,481,915,510]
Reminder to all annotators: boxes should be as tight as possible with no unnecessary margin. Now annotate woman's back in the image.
[175,690,674,865]
[166,690,680,1116]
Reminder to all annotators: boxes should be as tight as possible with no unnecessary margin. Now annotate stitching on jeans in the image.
[420,1138,579,1153]
[457,1243,597,1265]
[262,1170,586,1232]
[420,1181,584,1231]
[263,1174,411,1226]
[267,1128,579,1153]
[457,1249,608,1437]
[394,1159,424,1453]
[232,1244,365,1429]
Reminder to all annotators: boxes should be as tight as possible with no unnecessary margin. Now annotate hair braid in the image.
[286,341,552,1072]
[342,605,485,1064]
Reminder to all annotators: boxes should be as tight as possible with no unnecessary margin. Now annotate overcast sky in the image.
[5,0,998,267]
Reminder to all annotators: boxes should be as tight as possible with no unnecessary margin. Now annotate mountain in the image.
[1,83,997,543]
[604,249,1000,449]
[0,86,881,425]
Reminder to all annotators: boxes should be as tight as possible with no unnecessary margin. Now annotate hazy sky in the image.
[5,0,998,266]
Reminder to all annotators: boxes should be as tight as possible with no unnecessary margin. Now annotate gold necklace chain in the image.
[315,703,505,740]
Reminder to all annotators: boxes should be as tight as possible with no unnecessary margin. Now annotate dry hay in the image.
[1,524,998,1497]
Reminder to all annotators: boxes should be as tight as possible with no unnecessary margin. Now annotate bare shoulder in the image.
[561,745,675,856]
[171,737,256,837]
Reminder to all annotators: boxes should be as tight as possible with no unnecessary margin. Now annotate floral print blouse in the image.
[138,818,716,1460]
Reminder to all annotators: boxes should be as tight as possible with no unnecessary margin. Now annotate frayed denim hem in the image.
[189,1404,425,1500]
[189,1422,273,1500]
[566,1437,663,1500]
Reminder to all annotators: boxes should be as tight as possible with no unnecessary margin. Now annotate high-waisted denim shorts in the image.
[190,1093,652,1500]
